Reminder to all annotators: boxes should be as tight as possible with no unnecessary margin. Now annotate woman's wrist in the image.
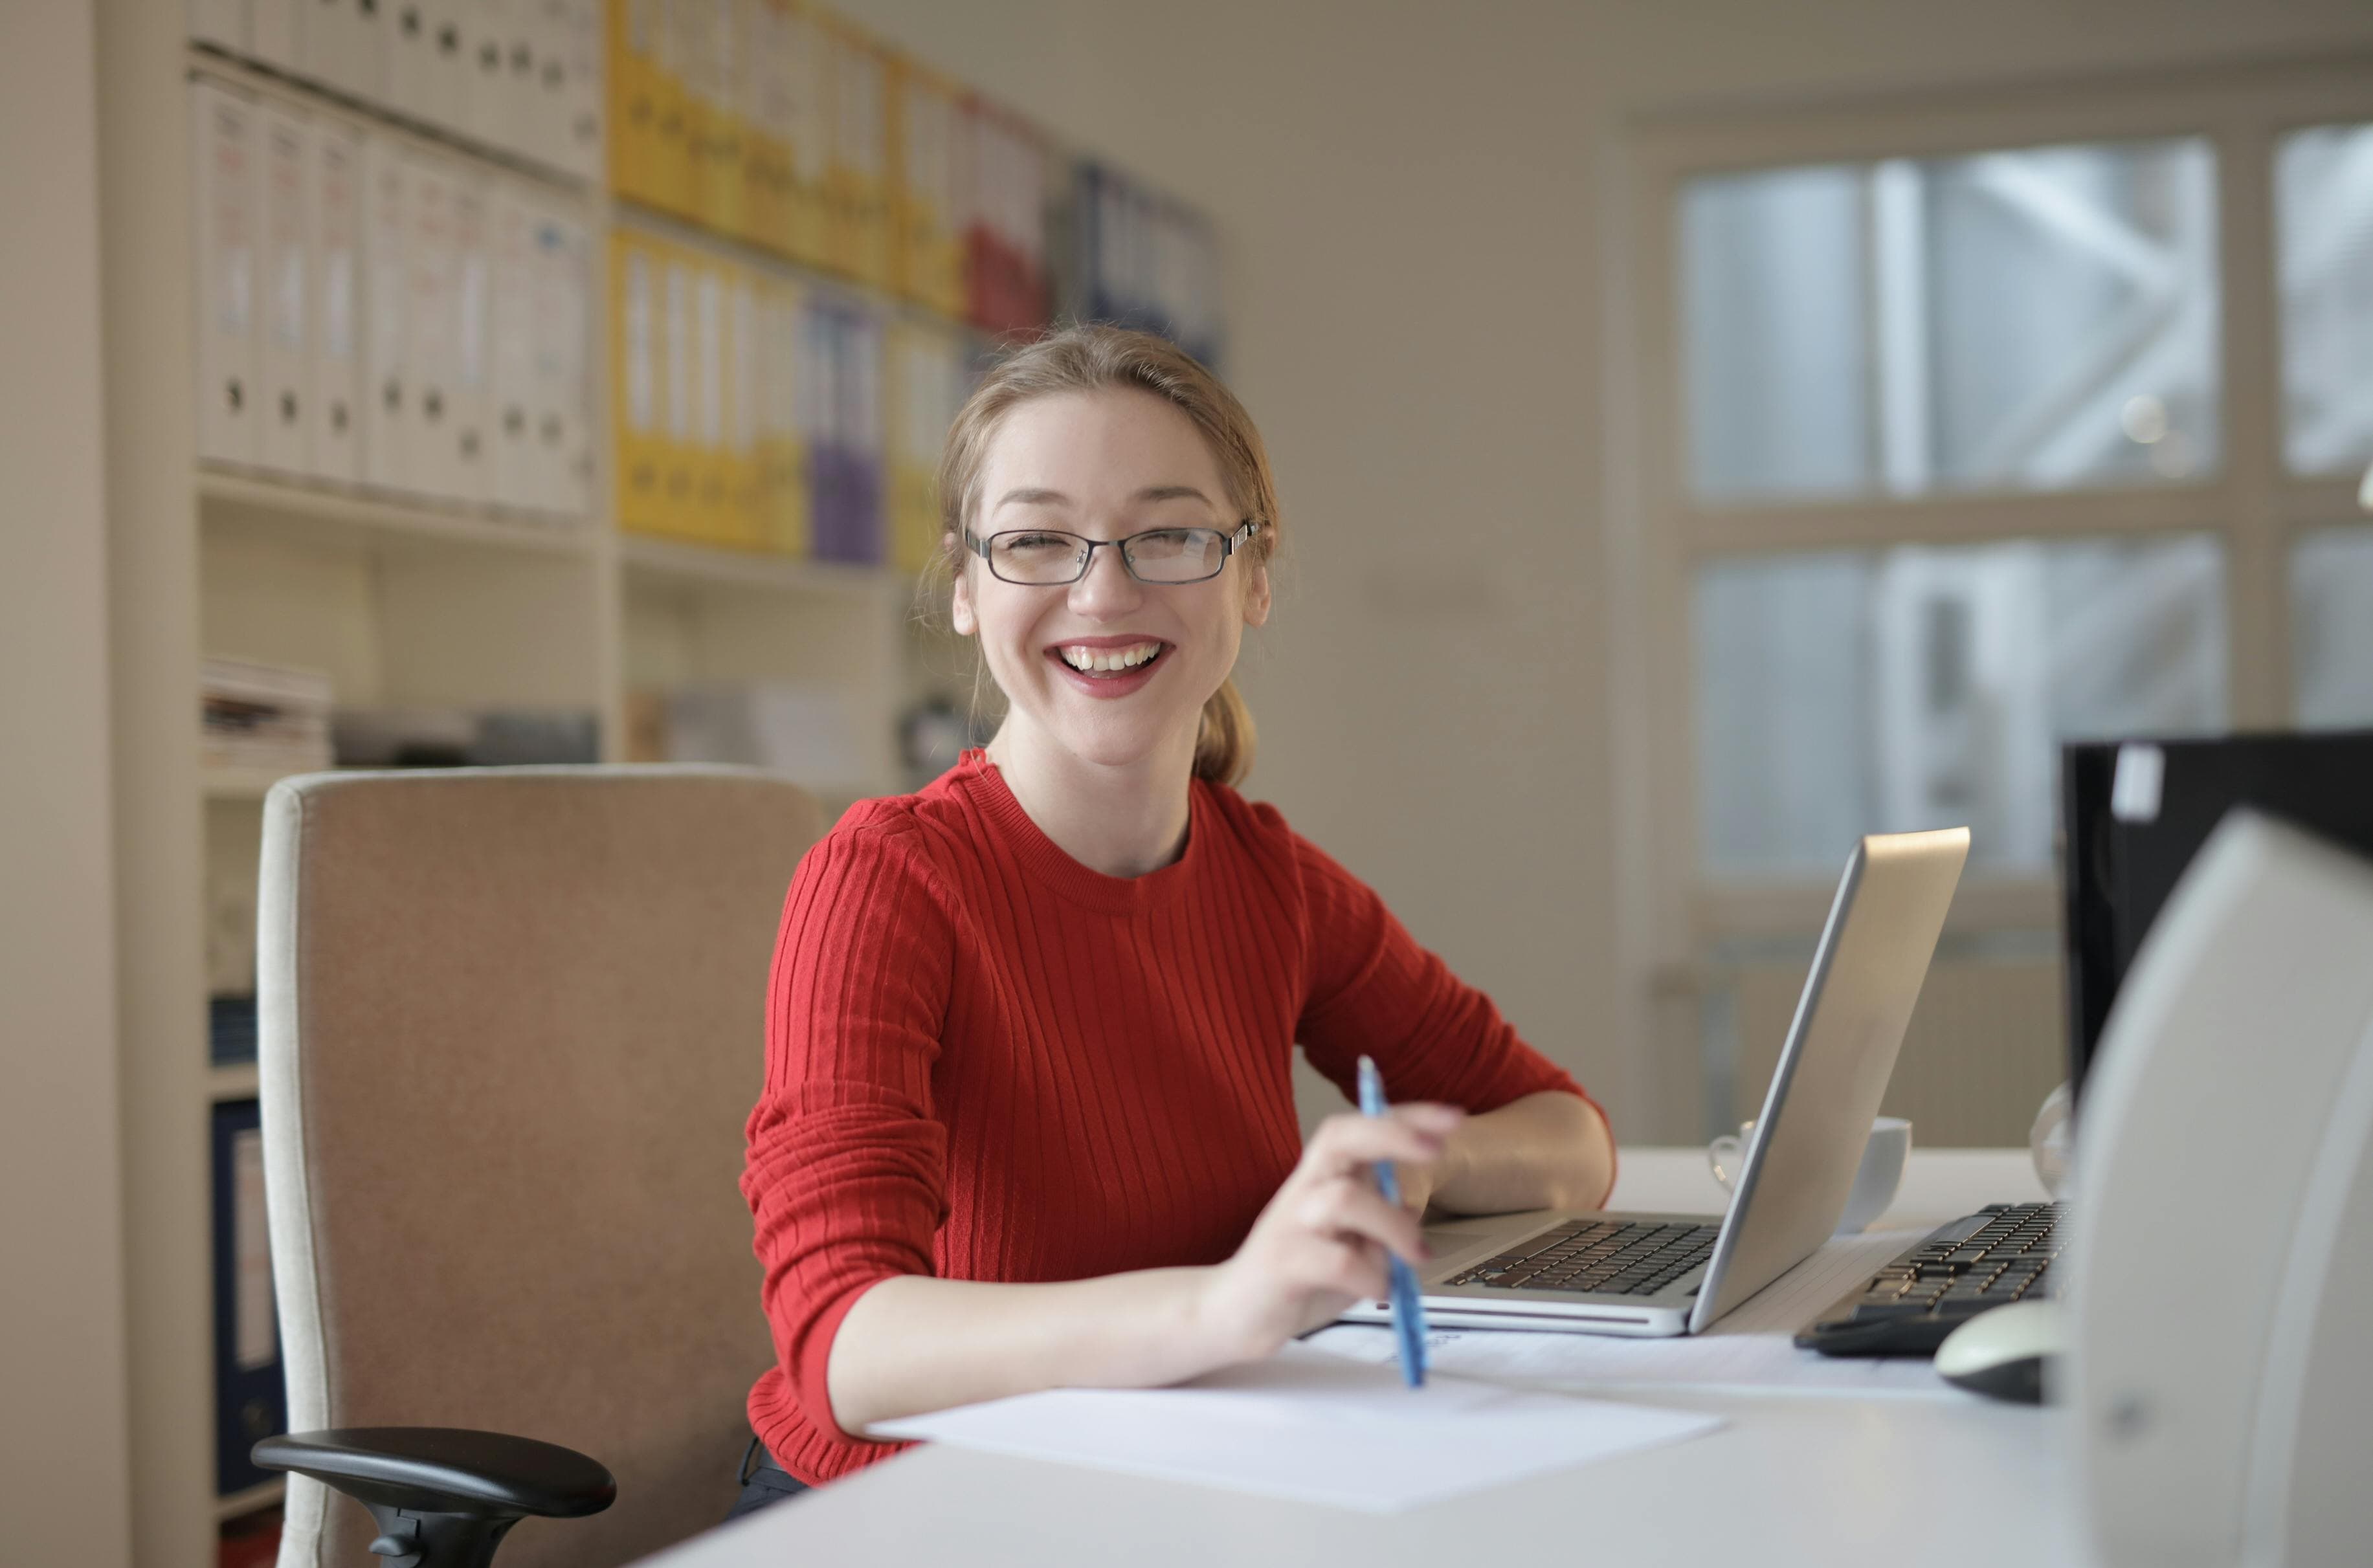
[1179,1261,1273,1372]
[1427,1126,1476,1213]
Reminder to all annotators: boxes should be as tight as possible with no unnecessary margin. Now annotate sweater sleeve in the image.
[741,819,954,1444]
[1292,832,1603,1131]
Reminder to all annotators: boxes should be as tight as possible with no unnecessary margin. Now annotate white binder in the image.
[463,0,515,154]
[532,206,592,516]
[192,80,263,469]
[401,151,459,498]
[251,0,300,72]
[298,0,360,99]
[309,121,365,485]
[485,186,537,511]
[423,0,474,135]
[559,0,604,181]
[386,0,437,124]
[524,0,584,175]
[447,170,493,502]
[346,0,388,104]
[497,0,549,166]
[358,135,410,494]
[257,104,313,477]
[188,0,249,55]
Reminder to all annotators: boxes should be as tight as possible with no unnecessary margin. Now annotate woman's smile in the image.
[1046,634,1172,698]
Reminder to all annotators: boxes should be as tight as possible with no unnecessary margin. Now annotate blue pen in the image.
[1356,1054,1429,1388]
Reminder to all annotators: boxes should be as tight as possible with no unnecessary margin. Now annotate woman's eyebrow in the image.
[994,487,1072,509]
[994,485,1215,508]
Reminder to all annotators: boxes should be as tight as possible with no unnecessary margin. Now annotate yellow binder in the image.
[605,0,663,210]
[889,56,966,319]
[608,228,671,538]
[888,318,963,575]
[656,239,702,535]
[822,14,892,289]
[757,275,812,558]
[781,1,831,269]
[717,265,765,549]
[685,0,746,240]
[739,0,792,258]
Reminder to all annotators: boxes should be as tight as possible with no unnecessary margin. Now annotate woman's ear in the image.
[1242,560,1272,629]
[950,560,977,637]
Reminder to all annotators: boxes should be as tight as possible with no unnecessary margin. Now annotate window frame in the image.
[1603,56,2373,1125]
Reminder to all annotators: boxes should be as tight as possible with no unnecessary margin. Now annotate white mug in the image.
[1707,1116,1913,1234]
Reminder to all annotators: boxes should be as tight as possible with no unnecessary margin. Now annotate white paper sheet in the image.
[1304,1228,1954,1397]
[871,1343,1725,1513]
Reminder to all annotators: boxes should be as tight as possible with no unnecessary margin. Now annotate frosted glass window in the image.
[1683,139,2220,503]
[1695,536,2228,876]
[2278,124,2373,477]
[2292,527,2373,727]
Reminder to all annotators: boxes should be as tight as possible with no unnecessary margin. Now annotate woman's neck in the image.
[985,722,1198,879]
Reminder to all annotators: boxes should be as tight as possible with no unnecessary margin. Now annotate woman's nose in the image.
[1067,542,1142,612]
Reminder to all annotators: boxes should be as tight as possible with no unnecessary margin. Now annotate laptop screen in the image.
[2061,729,2373,1103]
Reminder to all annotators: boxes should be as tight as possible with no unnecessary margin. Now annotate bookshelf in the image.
[95,3,1214,1560]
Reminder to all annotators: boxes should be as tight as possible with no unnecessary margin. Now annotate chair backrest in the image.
[257,767,823,1568]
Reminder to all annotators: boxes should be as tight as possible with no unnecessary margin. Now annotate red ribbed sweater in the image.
[741,750,1599,1484]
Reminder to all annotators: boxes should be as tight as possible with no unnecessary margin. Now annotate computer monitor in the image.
[2061,729,2373,1102]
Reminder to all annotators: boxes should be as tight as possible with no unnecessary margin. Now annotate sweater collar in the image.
[952,749,1205,914]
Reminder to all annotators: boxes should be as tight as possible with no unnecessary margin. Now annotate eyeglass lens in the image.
[991,529,1229,584]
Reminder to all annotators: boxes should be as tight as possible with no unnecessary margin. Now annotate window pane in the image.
[1695,536,2228,877]
[2292,526,2373,727]
[1683,139,2220,503]
[2278,124,2373,477]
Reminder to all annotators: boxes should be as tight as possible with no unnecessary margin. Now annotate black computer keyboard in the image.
[1442,1219,1724,1297]
[1796,1201,2066,1356]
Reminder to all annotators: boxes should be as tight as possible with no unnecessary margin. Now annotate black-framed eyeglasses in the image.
[963,520,1263,586]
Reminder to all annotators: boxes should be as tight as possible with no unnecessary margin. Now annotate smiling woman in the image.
[731,325,1616,1512]
[937,326,1282,799]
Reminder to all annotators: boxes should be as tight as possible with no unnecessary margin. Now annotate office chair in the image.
[251,767,824,1567]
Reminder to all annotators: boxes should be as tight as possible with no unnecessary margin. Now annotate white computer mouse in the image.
[1933,1299,2064,1404]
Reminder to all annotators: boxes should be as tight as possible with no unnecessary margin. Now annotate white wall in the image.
[0,0,133,1559]
[841,0,2373,1139]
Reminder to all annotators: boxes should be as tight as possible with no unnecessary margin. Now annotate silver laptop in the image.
[1341,827,1970,1338]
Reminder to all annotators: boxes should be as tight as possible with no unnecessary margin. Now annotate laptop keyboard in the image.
[1442,1219,1723,1297]
[1796,1201,2066,1355]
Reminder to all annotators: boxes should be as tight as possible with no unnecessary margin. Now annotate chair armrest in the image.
[254,1428,614,1568]
[254,1427,616,1519]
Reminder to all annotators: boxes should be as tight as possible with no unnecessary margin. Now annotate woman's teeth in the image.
[1058,643,1163,674]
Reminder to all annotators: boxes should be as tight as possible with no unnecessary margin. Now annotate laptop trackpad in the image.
[1421,1209,1563,1278]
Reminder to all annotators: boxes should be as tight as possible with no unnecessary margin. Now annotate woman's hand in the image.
[1192,1104,1464,1365]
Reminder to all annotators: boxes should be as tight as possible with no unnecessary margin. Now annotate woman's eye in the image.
[1005,533,1071,551]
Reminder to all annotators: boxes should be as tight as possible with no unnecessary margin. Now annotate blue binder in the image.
[212,1099,286,1496]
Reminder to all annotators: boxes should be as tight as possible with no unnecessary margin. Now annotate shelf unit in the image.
[197,467,597,558]
[106,0,1215,1552]
[102,19,971,1567]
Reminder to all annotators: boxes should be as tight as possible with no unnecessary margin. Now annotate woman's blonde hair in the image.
[933,324,1279,788]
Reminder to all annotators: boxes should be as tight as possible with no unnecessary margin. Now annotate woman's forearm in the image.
[820,1096,1600,1437]
[1430,1090,1615,1215]
[825,1266,1232,1439]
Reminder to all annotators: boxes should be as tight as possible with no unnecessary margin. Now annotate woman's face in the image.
[952,387,1270,775]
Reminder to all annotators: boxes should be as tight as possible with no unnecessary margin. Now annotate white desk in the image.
[640,1148,2074,1568]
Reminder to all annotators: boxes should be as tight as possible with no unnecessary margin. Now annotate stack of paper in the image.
[873,1344,1723,1514]
[202,657,333,777]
